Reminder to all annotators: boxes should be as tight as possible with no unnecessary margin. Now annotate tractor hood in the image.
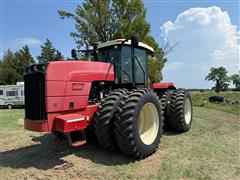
[24,61,115,116]
[43,61,114,112]
[45,61,114,82]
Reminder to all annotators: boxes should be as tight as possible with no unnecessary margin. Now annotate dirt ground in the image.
[1,131,165,180]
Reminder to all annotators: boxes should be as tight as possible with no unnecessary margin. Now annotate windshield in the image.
[97,45,120,64]
[98,45,121,83]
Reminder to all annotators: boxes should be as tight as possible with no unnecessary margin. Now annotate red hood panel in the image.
[45,61,114,81]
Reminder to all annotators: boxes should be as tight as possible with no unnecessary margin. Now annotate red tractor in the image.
[24,37,193,159]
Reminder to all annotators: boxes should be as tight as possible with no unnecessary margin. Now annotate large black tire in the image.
[94,89,127,151]
[114,88,163,159]
[156,90,173,130]
[169,90,193,133]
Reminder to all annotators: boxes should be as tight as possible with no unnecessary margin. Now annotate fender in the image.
[153,82,176,90]
[6,103,14,106]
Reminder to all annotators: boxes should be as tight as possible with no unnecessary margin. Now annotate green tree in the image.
[205,67,230,93]
[15,45,34,81]
[145,36,167,83]
[58,0,166,83]
[230,74,240,90]
[0,49,20,85]
[0,46,34,85]
[37,39,64,63]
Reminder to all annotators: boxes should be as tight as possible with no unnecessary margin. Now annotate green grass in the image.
[0,107,239,179]
[157,107,240,180]
[191,91,240,115]
[0,109,24,139]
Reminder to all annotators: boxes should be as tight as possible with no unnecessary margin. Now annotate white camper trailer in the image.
[0,82,24,109]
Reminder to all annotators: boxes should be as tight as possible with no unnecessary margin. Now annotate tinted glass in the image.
[98,45,120,64]
[121,46,132,83]
[135,48,147,84]
[0,90,3,95]
[98,45,121,82]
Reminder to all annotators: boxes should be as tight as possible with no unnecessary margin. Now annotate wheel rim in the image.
[184,98,192,124]
[8,105,12,109]
[138,102,159,145]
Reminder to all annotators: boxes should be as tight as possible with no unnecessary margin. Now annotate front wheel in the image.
[94,89,127,151]
[115,89,163,159]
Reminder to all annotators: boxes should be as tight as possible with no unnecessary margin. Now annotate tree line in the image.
[0,39,64,85]
[205,66,240,92]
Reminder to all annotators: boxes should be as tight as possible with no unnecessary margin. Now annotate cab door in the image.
[134,48,147,86]
[120,46,147,86]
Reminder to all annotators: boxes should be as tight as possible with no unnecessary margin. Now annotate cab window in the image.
[135,48,147,84]
[98,45,121,82]
[121,46,132,83]
[98,45,120,64]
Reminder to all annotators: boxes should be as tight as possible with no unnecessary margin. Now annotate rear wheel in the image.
[115,88,163,159]
[7,104,13,109]
[156,90,174,130]
[94,89,127,151]
[169,90,193,132]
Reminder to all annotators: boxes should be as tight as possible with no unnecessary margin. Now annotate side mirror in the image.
[71,49,77,60]
[131,36,139,47]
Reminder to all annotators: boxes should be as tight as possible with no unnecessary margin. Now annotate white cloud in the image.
[0,52,3,59]
[8,37,42,49]
[0,46,3,59]
[164,61,184,70]
[210,50,225,61]
[160,6,239,88]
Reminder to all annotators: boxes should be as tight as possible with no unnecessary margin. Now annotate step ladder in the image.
[66,130,87,147]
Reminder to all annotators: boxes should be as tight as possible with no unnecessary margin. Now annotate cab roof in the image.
[97,39,154,53]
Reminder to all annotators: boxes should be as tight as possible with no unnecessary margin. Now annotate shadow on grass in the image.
[163,126,180,136]
[0,106,25,110]
[163,130,180,136]
[0,134,133,170]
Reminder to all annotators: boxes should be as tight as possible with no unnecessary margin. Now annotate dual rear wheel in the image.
[158,89,193,132]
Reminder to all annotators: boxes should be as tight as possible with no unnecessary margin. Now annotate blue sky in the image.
[1,0,239,88]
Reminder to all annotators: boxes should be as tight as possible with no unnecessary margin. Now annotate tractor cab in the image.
[72,37,154,87]
[96,39,154,87]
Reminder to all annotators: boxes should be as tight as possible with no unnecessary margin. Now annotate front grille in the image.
[24,64,47,120]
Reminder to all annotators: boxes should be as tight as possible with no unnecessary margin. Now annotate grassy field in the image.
[191,91,240,115]
[0,101,239,179]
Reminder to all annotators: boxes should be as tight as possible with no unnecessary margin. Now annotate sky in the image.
[0,0,239,88]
